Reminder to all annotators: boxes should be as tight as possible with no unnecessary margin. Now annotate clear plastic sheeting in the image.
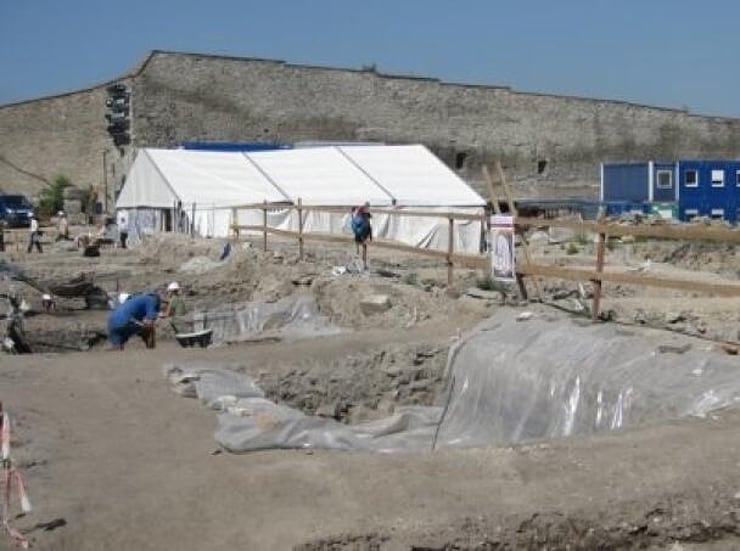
[436,310,740,448]
[165,309,740,453]
[165,364,439,453]
[191,295,342,345]
[165,365,264,405]
[216,403,440,453]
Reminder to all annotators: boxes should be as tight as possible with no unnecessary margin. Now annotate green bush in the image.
[38,175,71,217]
[566,242,579,255]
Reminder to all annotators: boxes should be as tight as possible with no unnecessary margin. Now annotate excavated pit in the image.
[166,307,740,454]
[251,343,448,424]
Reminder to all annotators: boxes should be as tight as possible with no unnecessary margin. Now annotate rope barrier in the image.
[1,409,32,549]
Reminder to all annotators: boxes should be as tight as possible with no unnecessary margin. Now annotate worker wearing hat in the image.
[163,281,187,326]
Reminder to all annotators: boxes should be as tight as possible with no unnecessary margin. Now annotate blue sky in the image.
[1,0,738,117]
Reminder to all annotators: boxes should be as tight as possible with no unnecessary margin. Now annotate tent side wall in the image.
[115,149,180,208]
[236,206,485,254]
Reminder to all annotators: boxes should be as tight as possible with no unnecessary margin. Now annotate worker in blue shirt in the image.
[107,292,162,350]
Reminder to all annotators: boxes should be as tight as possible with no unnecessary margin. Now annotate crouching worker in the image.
[107,292,161,350]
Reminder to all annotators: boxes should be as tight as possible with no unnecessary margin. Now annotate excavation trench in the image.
[166,307,740,453]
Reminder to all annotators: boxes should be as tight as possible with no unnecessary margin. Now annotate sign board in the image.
[490,215,515,282]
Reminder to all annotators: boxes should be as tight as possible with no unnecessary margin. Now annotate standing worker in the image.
[162,281,187,331]
[27,214,42,254]
[351,202,372,254]
[117,210,129,249]
[107,292,162,350]
[55,211,70,241]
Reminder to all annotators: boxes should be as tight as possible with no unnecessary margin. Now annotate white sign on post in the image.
[490,215,515,282]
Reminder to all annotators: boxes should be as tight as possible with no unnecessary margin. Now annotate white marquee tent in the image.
[116,145,486,253]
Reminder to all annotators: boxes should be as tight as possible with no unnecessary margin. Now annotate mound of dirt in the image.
[633,241,739,277]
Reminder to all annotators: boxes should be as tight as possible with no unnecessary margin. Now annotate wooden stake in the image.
[591,209,607,320]
[481,165,500,280]
[495,160,542,300]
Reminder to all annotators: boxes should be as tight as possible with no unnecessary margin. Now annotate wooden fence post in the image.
[262,200,268,252]
[591,210,607,320]
[297,198,304,260]
[447,216,454,286]
[230,207,238,240]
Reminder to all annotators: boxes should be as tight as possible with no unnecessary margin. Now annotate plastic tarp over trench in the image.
[165,308,740,453]
[117,145,486,252]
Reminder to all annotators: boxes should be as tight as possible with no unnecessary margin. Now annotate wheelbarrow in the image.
[173,327,213,348]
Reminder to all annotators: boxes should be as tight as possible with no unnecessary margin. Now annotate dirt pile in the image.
[135,235,474,331]
[634,241,739,277]
[299,493,740,550]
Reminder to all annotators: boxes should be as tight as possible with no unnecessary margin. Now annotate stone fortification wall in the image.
[0,87,113,197]
[2,50,740,202]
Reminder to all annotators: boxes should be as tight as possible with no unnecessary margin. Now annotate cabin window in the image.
[684,208,699,220]
[684,170,698,187]
[656,170,673,189]
[710,208,724,220]
[735,170,740,187]
[711,169,724,187]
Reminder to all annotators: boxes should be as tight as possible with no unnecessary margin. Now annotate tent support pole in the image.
[262,201,268,252]
[447,216,454,287]
[190,203,196,237]
[297,198,304,260]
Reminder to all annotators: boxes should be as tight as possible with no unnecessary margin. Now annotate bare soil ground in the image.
[1,230,739,550]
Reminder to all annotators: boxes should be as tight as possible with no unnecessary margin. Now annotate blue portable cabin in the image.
[600,161,678,204]
[601,159,739,223]
[676,160,739,223]
[600,161,677,217]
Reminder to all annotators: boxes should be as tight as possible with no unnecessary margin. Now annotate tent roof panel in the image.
[147,149,287,206]
[246,147,394,206]
[118,145,484,211]
[339,144,485,207]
